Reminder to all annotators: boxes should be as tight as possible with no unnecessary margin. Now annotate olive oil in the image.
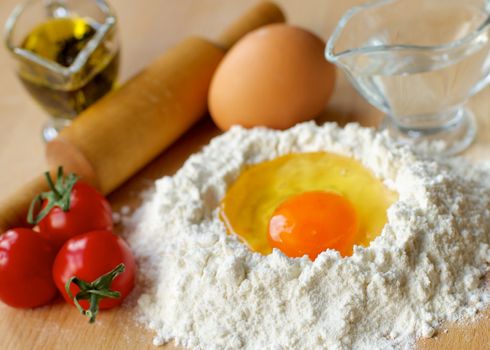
[18,17,118,118]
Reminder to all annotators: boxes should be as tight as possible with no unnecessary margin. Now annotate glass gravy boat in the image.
[326,0,490,155]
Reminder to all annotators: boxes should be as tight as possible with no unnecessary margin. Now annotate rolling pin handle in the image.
[217,1,286,50]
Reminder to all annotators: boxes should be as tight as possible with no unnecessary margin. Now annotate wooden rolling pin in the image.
[0,2,285,233]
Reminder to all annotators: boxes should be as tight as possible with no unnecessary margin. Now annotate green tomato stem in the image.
[27,166,80,225]
[65,263,125,323]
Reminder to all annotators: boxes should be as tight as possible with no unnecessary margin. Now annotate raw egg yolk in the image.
[268,191,359,260]
[220,152,397,259]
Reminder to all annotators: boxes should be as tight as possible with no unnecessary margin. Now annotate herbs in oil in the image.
[18,17,118,118]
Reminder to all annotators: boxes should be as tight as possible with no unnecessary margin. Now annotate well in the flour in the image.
[220,151,397,258]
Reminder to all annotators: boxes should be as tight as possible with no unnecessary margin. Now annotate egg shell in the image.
[209,24,336,131]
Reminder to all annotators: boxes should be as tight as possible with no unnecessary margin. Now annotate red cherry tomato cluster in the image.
[0,167,136,323]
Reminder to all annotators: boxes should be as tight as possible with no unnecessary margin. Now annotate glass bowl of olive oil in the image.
[5,0,119,142]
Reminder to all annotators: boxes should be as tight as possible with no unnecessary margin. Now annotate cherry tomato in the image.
[0,228,57,308]
[53,230,136,322]
[38,181,113,249]
[28,167,113,250]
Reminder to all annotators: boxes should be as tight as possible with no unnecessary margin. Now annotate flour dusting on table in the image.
[126,122,490,350]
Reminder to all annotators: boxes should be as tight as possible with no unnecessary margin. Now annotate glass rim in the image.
[326,0,490,62]
[4,0,117,77]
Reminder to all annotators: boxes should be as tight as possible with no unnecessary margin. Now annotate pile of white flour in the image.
[126,122,490,350]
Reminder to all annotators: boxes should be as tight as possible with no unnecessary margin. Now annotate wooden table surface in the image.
[0,0,489,349]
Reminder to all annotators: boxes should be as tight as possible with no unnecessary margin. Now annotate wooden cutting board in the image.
[1,94,490,350]
[0,0,489,349]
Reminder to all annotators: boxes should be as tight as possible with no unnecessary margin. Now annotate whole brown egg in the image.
[209,24,336,131]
